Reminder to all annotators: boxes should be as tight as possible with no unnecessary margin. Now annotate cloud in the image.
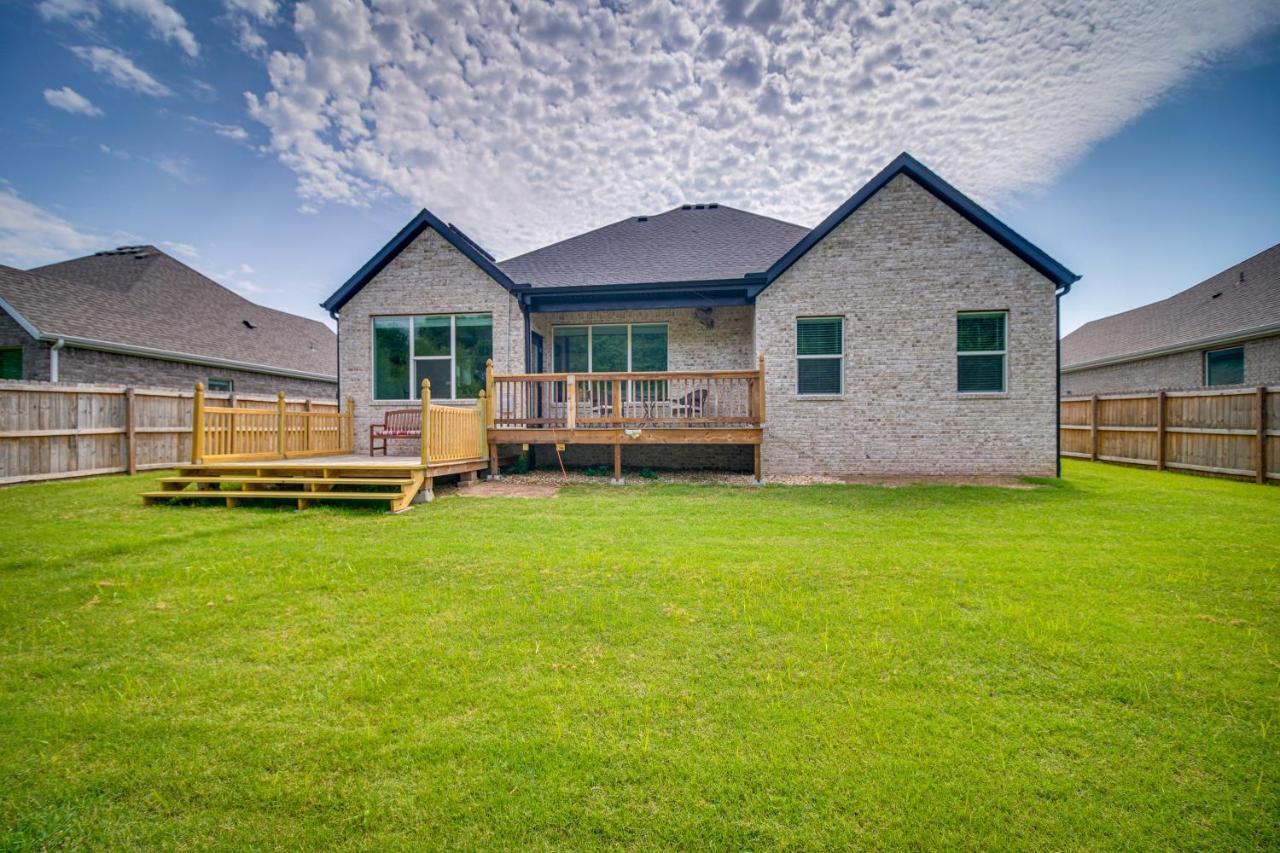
[153,157,197,183]
[161,240,199,258]
[186,115,251,141]
[109,0,199,57]
[0,187,104,267]
[242,0,1280,259]
[224,0,278,55]
[36,0,100,27]
[70,45,171,96]
[41,0,199,57]
[43,86,104,116]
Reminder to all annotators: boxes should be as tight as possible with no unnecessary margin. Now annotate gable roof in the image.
[321,208,518,315]
[498,205,808,288]
[1,247,336,380]
[323,152,1077,315]
[1061,242,1280,371]
[763,152,1079,290]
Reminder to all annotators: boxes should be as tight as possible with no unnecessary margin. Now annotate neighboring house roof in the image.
[498,205,808,288]
[1061,242,1280,371]
[0,246,336,381]
[323,151,1078,315]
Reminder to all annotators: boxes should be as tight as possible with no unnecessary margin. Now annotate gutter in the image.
[1062,321,1280,373]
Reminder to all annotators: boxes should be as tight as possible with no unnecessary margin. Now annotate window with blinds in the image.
[1204,346,1244,386]
[957,311,1007,393]
[796,317,843,395]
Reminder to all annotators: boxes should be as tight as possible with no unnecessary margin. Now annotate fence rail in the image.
[1061,386,1278,484]
[194,384,353,463]
[0,381,338,485]
[487,357,766,430]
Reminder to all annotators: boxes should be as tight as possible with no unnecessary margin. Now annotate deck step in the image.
[142,489,406,503]
[160,475,412,486]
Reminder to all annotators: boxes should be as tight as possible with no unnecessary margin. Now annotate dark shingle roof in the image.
[498,205,809,287]
[0,246,336,378]
[1061,242,1280,369]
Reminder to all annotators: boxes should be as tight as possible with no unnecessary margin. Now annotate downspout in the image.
[1054,282,1073,478]
[50,337,65,383]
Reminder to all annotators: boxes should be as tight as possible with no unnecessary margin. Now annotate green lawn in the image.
[0,461,1276,849]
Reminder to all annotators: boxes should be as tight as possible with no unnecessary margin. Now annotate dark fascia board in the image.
[762,152,1081,292]
[321,208,518,316]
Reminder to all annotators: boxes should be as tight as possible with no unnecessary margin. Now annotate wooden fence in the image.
[0,381,338,485]
[1061,386,1279,484]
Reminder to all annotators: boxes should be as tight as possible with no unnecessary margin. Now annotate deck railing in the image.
[193,384,355,463]
[420,378,487,465]
[486,357,765,430]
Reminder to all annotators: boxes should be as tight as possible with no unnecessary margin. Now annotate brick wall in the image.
[337,227,525,453]
[754,173,1059,477]
[529,306,753,372]
[1061,334,1280,395]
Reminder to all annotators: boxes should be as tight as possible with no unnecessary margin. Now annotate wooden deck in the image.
[486,360,767,480]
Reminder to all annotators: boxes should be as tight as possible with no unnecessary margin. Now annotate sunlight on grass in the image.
[0,461,1276,848]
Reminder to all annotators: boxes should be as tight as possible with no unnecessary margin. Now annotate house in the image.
[322,153,1079,479]
[1061,243,1280,395]
[0,246,337,397]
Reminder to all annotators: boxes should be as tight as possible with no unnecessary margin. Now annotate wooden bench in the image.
[370,408,420,456]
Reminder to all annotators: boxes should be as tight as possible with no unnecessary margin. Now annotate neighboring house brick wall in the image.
[754,173,1059,477]
[0,307,50,381]
[55,346,336,397]
[337,227,525,454]
[1061,334,1280,395]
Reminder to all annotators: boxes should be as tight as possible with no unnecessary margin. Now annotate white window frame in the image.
[956,311,1008,394]
[795,316,844,396]
[550,322,669,372]
[370,313,492,403]
[1203,345,1244,387]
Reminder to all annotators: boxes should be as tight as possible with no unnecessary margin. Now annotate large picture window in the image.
[372,313,492,400]
[552,323,668,372]
[796,317,843,395]
[957,311,1007,393]
[1204,346,1244,387]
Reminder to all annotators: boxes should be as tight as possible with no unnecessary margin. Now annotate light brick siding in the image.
[754,174,1059,477]
[337,227,525,453]
[1,306,334,395]
[1061,334,1280,395]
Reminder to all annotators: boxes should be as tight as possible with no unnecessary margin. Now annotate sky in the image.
[0,0,1277,334]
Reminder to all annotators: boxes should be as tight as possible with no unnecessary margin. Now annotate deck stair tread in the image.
[161,475,411,486]
[142,490,406,501]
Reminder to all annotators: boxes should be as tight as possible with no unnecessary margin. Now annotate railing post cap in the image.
[421,378,430,390]
[195,382,204,392]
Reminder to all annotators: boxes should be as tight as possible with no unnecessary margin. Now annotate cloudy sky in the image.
[1,0,1278,332]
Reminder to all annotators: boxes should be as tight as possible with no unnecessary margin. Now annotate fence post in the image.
[477,390,489,460]
[1089,394,1099,462]
[276,391,286,459]
[420,379,432,466]
[566,374,577,430]
[304,398,313,453]
[1257,386,1267,485]
[1156,390,1167,471]
[346,396,355,453]
[485,358,495,427]
[124,387,137,475]
[757,354,766,426]
[191,383,205,464]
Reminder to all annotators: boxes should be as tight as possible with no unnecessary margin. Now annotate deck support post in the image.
[488,443,500,479]
[611,443,624,485]
[191,382,205,464]
[420,379,431,466]
[276,391,287,459]
[458,470,478,488]
[753,444,764,486]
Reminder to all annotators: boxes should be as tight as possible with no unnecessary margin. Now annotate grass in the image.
[0,460,1276,849]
